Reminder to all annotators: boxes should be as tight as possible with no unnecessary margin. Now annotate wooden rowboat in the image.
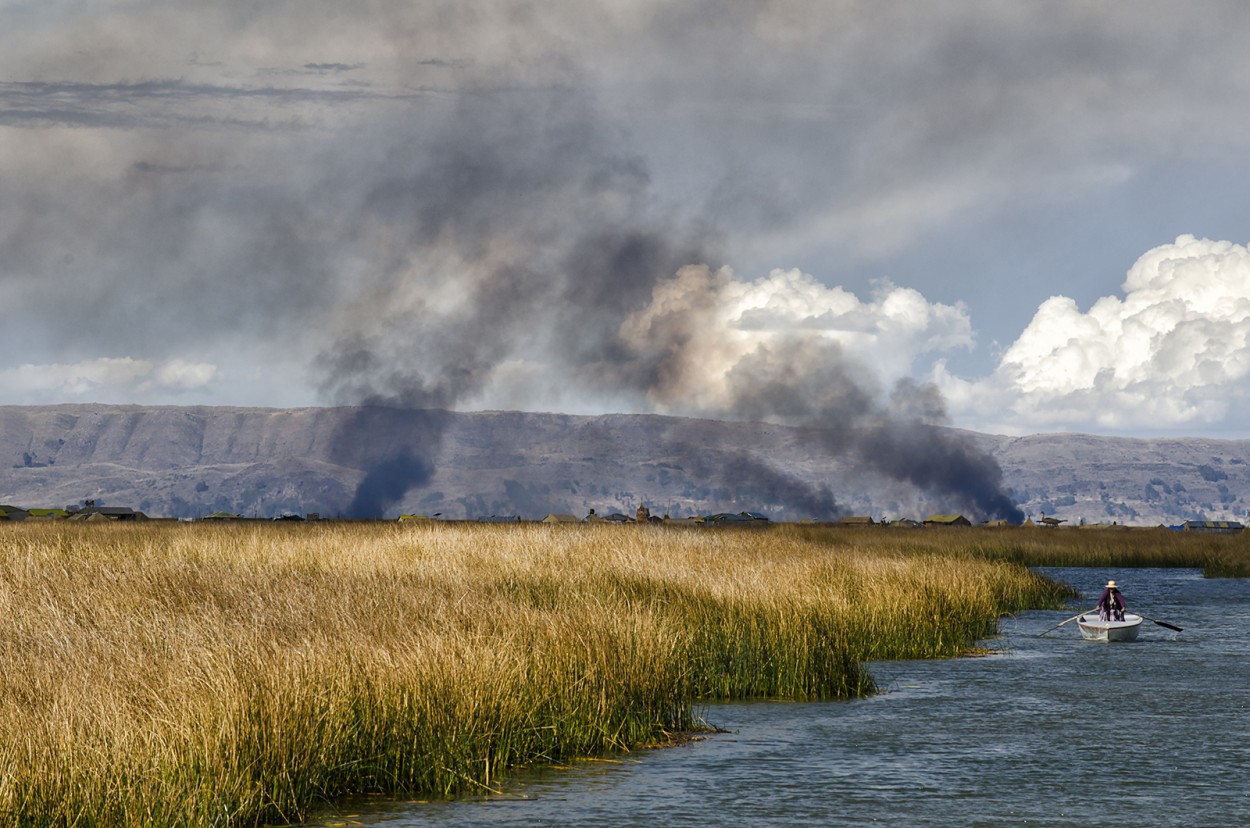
[1077,613,1143,642]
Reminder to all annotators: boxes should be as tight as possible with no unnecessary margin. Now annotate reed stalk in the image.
[0,521,1074,825]
[783,523,1250,576]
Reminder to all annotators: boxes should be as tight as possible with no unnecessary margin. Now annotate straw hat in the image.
[1105,580,1118,590]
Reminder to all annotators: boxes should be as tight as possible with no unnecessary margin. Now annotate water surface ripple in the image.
[312,567,1250,827]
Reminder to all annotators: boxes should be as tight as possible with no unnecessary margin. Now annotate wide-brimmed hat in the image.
[1105,580,1118,590]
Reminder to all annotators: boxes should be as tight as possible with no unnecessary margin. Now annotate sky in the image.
[4,1,1250,439]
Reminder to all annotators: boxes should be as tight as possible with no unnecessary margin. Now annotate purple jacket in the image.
[1097,588,1125,619]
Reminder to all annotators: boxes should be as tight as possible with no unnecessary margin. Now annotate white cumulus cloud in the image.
[941,235,1250,434]
[619,265,973,419]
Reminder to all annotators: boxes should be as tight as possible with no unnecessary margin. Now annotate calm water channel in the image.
[307,567,1250,827]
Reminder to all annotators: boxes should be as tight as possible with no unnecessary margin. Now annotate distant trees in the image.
[1198,464,1228,482]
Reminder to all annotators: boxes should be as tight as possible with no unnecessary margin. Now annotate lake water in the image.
[307,568,1250,827]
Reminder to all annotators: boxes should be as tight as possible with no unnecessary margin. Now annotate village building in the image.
[27,508,70,519]
[703,512,770,526]
[1182,520,1245,533]
[923,514,972,527]
[68,506,147,521]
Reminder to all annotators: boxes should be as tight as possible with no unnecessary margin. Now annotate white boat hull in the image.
[1077,613,1142,642]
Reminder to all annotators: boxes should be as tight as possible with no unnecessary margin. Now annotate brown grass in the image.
[0,521,1075,825]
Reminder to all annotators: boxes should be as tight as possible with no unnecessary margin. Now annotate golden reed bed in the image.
[0,521,1096,825]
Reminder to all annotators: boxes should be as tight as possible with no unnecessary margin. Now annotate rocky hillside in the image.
[980,431,1250,527]
[1,404,1247,525]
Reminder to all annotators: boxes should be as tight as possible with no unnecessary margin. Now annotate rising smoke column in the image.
[855,384,1024,522]
[315,112,1024,519]
[321,403,443,519]
[707,452,842,520]
[345,445,432,518]
[619,266,1025,522]
[309,46,1021,521]
[314,87,710,517]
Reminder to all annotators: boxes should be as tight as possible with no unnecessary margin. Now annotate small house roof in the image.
[72,506,146,520]
[26,508,69,518]
[923,514,971,526]
[1182,520,1245,532]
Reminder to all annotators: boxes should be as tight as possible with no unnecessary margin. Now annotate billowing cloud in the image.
[618,265,972,420]
[5,0,1250,451]
[614,265,1022,522]
[941,235,1250,434]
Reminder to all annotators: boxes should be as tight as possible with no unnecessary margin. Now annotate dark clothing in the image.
[1097,588,1126,621]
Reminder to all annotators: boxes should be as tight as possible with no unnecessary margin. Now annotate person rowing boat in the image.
[1096,579,1126,622]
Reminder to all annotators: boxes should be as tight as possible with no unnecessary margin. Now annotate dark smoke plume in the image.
[311,58,1021,522]
[719,454,841,520]
[638,322,1023,521]
[346,446,433,519]
[855,419,1024,523]
[323,406,448,518]
[785,377,1024,522]
[315,87,710,516]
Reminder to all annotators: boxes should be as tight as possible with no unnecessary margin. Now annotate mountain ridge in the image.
[2,404,1247,525]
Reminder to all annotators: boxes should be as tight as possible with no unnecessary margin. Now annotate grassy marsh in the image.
[0,522,1092,825]
[788,523,1250,577]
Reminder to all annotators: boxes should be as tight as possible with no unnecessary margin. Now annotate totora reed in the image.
[0,521,1077,825]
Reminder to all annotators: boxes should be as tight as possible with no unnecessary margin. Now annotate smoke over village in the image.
[12,9,1250,828]
[297,79,1021,520]
[6,3,1250,523]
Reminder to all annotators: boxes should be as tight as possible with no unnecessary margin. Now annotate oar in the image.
[1134,612,1183,632]
[1038,609,1096,637]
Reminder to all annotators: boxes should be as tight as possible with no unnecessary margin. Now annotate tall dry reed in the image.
[0,521,1069,825]
[781,523,1250,576]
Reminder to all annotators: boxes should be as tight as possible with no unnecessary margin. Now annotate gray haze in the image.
[7,3,1250,444]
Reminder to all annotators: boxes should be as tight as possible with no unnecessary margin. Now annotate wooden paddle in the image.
[1134,613,1183,632]
[1038,609,1096,637]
